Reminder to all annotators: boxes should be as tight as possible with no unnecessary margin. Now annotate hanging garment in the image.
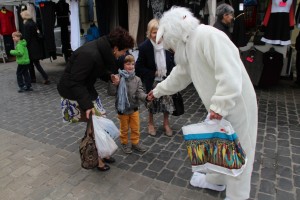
[0,9,16,35]
[109,0,119,31]
[259,49,284,87]
[119,0,128,30]
[55,0,70,27]
[240,48,264,86]
[205,0,217,25]
[261,0,295,45]
[232,0,247,47]
[86,0,94,22]
[295,32,300,84]
[39,1,57,59]
[70,0,80,51]
[137,0,153,44]
[3,35,14,56]
[128,0,139,46]
[150,0,165,19]
[14,6,19,31]
[61,25,71,57]
[95,0,111,35]
[187,0,208,20]
[295,2,300,28]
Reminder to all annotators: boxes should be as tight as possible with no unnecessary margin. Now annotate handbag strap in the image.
[86,113,94,138]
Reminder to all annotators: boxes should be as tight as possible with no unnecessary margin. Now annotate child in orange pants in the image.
[110,54,150,154]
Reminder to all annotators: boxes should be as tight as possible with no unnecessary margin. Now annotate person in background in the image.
[57,27,134,171]
[110,54,150,154]
[135,19,176,137]
[292,31,300,88]
[20,10,50,84]
[10,31,33,93]
[148,7,257,200]
[213,3,234,39]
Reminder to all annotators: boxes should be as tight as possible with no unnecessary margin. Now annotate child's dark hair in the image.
[123,54,135,64]
[12,31,23,39]
[108,27,134,50]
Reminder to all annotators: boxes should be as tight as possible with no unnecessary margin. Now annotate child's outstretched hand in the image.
[147,90,155,101]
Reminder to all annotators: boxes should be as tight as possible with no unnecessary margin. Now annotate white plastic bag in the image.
[93,116,118,158]
[92,115,119,140]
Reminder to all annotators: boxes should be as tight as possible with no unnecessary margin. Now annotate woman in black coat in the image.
[57,27,134,171]
[135,19,175,137]
[20,10,49,84]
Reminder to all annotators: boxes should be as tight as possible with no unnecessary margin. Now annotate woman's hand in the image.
[209,110,223,120]
[111,74,120,85]
[86,108,95,119]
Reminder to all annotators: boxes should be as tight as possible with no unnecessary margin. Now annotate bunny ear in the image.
[156,26,164,44]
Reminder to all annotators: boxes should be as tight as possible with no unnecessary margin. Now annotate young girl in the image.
[112,54,150,154]
[135,19,176,137]
[10,31,33,92]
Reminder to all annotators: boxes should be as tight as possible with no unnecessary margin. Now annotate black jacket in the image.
[57,36,117,111]
[213,20,231,39]
[135,39,175,93]
[22,19,44,60]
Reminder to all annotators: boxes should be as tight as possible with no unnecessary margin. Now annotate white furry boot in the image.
[190,172,226,191]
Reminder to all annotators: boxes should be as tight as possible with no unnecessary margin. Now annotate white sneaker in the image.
[190,172,226,192]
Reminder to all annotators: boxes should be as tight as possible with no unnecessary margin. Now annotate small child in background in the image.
[110,54,150,154]
[10,31,32,92]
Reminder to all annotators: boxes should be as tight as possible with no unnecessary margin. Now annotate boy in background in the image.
[10,31,32,92]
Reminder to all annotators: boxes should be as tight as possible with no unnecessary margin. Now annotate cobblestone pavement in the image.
[0,58,299,200]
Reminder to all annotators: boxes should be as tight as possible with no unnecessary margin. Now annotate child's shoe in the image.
[25,86,33,91]
[18,87,26,93]
[121,143,132,154]
[132,142,147,152]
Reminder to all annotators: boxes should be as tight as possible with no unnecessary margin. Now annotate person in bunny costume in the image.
[147,6,258,200]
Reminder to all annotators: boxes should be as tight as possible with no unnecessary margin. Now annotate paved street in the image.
[0,57,299,200]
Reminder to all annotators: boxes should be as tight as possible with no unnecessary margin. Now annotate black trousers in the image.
[296,52,300,84]
[28,60,49,81]
[16,64,31,88]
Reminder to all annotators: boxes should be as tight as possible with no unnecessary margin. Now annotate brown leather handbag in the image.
[79,117,98,169]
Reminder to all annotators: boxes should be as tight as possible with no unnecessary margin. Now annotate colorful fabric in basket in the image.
[182,118,247,176]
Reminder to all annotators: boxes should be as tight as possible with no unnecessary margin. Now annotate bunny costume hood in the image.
[153,7,258,200]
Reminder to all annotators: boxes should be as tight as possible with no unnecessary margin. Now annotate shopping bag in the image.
[79,117,98,169]
[182,116,247,177]
[92,115,119,140]
[93,116,118,158]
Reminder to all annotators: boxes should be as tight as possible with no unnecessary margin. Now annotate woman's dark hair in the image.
[108,27,134,50]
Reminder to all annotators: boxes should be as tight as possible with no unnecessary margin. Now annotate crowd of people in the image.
[9,3,259,200]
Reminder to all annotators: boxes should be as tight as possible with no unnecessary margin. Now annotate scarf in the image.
[117,69,135,113]
[150,40,167,80]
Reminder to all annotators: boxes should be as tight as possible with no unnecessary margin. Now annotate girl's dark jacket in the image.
[22,19,44,60]
[135,39,175,93]
[57,36,117,111]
